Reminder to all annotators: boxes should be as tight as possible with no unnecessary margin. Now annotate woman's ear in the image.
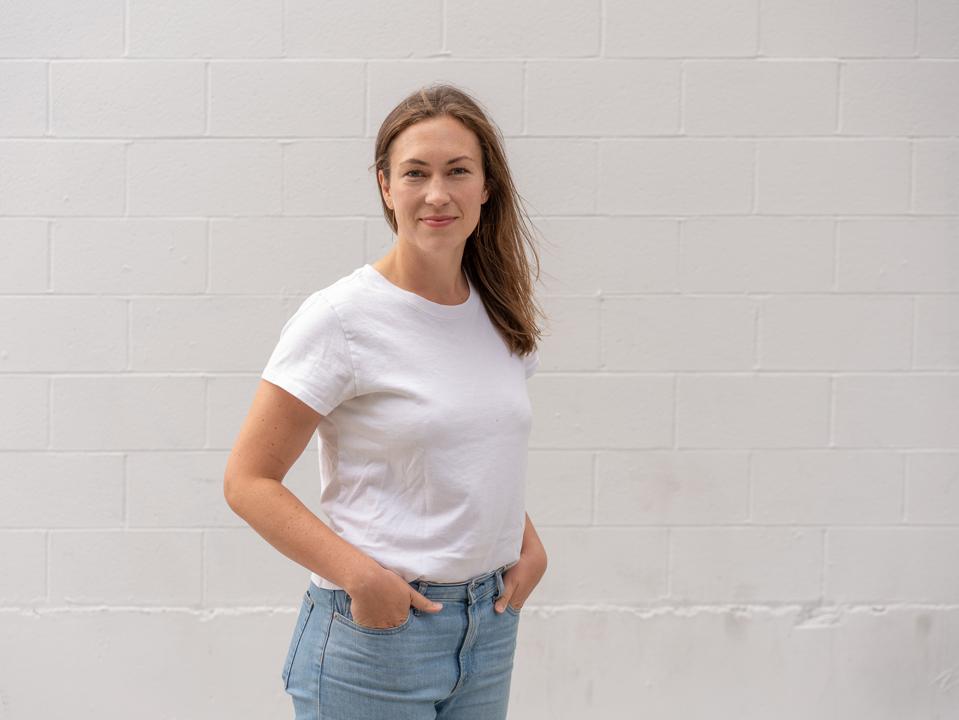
[378,168,393,210]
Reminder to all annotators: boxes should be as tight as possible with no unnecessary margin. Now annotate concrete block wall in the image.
[1,1,957,717]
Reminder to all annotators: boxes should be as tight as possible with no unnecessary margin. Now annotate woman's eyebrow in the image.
[400,156,474,166]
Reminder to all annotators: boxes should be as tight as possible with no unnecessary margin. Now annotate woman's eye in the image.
[404,168,469,178]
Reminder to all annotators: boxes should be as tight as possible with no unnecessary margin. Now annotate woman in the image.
[224,83,548,719]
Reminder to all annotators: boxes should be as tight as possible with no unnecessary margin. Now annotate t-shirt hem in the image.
[260,371,335,416]
[311,572,342,591]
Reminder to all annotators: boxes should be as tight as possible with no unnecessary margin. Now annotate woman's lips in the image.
[422,217,456,227]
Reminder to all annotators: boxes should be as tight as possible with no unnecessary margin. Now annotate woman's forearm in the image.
[225,475,380,592]
[520,511,547,561]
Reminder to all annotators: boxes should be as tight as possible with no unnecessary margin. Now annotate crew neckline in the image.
[361,263,478,319]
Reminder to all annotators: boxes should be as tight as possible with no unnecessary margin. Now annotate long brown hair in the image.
[369,83,545,359]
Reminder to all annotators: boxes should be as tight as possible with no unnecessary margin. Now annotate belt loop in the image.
[495,567,505,598]
[413,580,428,615]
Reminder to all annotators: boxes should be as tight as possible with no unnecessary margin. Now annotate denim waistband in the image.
[405,561,514,602]
[309,561,518,607]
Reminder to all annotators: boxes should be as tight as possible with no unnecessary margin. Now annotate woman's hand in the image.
[495,545,548,614]
[346,566,443,629]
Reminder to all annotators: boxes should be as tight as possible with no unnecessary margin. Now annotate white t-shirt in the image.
[261,263,539,590]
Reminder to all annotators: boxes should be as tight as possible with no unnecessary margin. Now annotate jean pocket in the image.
[282,590,314,690]
[495,586,522,616]
[333,592,414,635]
[334,607,414,635]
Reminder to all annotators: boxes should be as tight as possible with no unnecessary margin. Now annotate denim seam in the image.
[316,600,335,718]
[283,592,314,691]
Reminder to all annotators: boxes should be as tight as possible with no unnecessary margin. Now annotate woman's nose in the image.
[425,177,452,202]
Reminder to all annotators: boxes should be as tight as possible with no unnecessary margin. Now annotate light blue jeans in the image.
[282,563,522,719]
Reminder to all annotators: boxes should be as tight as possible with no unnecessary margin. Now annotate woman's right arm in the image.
[223,379,380,591]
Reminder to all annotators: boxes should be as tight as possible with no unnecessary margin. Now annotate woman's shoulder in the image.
[315,264,373,308]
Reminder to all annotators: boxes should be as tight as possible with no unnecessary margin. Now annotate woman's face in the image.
[378,115,489,253]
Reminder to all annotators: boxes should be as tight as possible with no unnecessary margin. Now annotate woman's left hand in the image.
[495,545,548,614]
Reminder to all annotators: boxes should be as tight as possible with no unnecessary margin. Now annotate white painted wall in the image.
[1,1,957,717]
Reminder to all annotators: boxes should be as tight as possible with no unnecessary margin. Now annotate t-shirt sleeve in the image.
[260,292,357,416]
[524,348,540,379]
